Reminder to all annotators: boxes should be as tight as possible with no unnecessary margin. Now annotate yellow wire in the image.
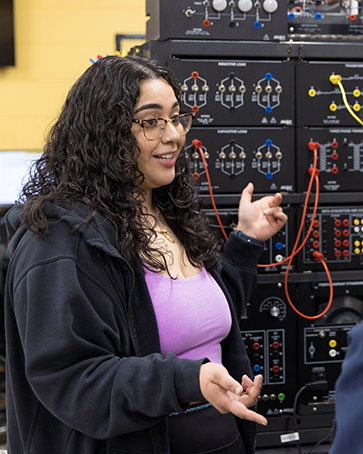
[331,75,363,126]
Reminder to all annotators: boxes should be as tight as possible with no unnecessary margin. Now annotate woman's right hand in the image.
[199,362,268,426]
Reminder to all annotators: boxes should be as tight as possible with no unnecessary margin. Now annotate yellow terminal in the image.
[361,240,363,245]
[329,339,337,348]
[361,219,363,224]
[354,219,360,225]
[355,248,361,254]
[353,103,361,112]
[353,89,361,97]
[354,240,360,247]
[330,103,338,112]
[330,74,342,85]
[308,88,316,97]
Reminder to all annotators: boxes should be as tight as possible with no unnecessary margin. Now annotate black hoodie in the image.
[5,202,263,454]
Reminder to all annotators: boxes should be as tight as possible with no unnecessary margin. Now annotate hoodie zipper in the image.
[92,242,140,355]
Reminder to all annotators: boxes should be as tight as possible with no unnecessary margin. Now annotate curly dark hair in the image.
[20,55,221,272]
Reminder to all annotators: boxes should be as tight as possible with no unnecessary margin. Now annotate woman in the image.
[4,55,287,454]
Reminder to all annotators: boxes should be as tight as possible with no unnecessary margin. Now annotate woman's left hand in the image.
[236,182,287,242]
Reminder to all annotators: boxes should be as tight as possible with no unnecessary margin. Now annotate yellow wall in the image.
[0,0,146,150]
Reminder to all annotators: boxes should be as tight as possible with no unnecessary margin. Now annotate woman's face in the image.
[131,78,186,192]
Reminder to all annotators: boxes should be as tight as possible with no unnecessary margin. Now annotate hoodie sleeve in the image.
[219,231,264,319]
[11,256,205,439]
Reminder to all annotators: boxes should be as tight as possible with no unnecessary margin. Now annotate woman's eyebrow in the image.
[134,103,162,114]
[134,101,179,115]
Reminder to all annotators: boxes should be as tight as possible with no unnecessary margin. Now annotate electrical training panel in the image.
[132,0,363,448]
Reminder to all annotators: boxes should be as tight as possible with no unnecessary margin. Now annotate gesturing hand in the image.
[236,182,287,242]
[199,362,268,426]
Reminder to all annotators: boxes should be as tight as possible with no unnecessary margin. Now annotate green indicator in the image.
[278,393,285,401]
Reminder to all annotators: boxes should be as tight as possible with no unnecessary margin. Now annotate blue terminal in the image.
[265,72,273,80]
[265,139,273,146]
[253,364,261,373]
[265,172,273,180]
[288,12,295,19]
[315,12,322,20]
[265,106,273,113]
[275,242,283,250]
[254,21,261,29]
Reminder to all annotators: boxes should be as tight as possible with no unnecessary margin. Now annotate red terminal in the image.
[203,19,211,27]
[192,139,202,149]
[313,230,320,238]
[313,240,320,249]
[191,71,199,79]
[343,250,350,257]
[343,218,350,227]
[335,250,342,258]
[272,341,280,349]
[272,365,280,373]
[313,251,325,261]
[253,342,261,350]
[331,152,339,160]
[192,172,200,181]
[308,141,320,151]
[192,105,200,113]
[331,166,339,174]
[335,230,342,237]
[343,229,349,237]
[343,239,350,247]
[312,220,320,228]
[331,140,339,149]
[349,14,357,21]
[334,240,341,248]
[334,219,342,227]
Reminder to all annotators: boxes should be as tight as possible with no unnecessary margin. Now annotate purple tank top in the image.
[144,266,232,364]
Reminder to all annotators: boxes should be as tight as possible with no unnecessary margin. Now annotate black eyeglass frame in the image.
[132,112,196,141]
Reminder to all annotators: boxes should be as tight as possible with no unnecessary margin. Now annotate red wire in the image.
[197,142,229,241]
[283,174,333,319]
[194,141,334,320]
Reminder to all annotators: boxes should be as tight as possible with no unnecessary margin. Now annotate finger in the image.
[239,376,263,407]
[212,368,243,396]
[239,393,259,409]
[211,390,242,415]
[275,212,288,225]
[241,374,254,391]
[266,211,288,226]
[229,400,268,426]
[263,206,283,216]
[241,374,261,396]
[268,192,283,208]
[240,182,254,206]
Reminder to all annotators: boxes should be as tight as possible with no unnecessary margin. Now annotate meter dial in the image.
[259,297,287,321]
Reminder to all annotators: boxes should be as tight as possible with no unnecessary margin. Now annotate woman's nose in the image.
[162,120,180,142]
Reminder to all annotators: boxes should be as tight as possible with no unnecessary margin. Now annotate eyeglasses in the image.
[132,112,196,141]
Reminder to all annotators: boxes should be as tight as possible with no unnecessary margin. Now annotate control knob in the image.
[212,0,228,11]
[263,0,278,13]
[270,305,281,318]
[238,0,253,12]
